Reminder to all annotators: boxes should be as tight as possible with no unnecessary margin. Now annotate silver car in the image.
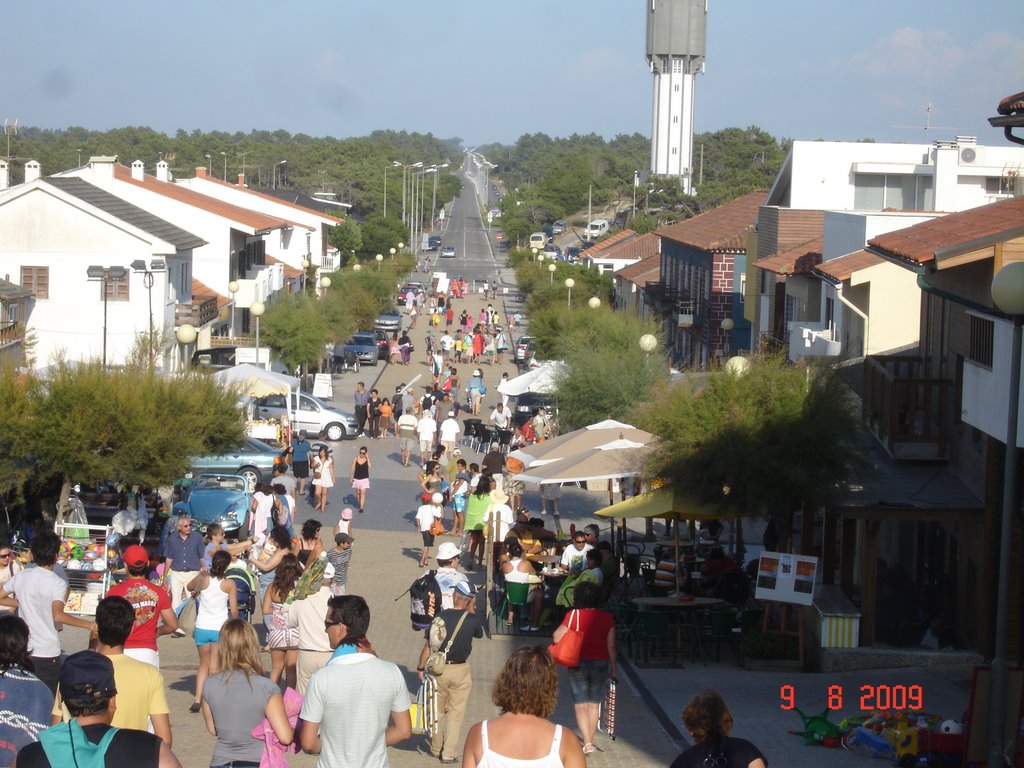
[253,392,359,441]
[374,307,403,333]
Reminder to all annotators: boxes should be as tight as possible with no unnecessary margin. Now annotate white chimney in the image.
[131,160,145,180]
[156,160,170,182]
[0,160,8,190]
[87,156,117,190]
[24,160,41,183]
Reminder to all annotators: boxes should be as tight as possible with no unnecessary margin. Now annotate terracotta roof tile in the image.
[754,238,822,275]
[585,229,638,256]
[195,173,343,224]
[267,254,304,279]
[868,196,1024,265]
[655,190,766,251]
[191,278,230,309]
[616,253,662,286]
[814,249,885,283]
[114,164,295,233]
[590,232,661,262]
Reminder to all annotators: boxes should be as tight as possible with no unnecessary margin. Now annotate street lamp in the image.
[204,153,211,175]
[639,333,658,353]
[130,258,166,368]
[431,162,449,227]
[532,248,539,262]
[721,317,735,357]
[273,160,286,190]
[250,300,266,369]
[375,253,384,271]
[175,323,197,370]
[220,151,227,180]
[352,263,362,272]
[317,276,331,298]
[398,242,404,252]
[389,247,396,261]
[588,297,602,310]
[227,281,239,336]
[548,263,557,283]
[384,160,401,218]
[401,162,423,227]
[987,261,1024,767]
[564,277,575,308]
[86,265,128,367]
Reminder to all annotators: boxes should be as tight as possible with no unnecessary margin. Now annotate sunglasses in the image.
[324,620,342,629]
[0,553,10,559]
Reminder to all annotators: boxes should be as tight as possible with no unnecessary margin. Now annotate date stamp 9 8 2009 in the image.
[780,684,924,711]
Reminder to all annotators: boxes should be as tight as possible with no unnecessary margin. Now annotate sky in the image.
[3,1,1022,148]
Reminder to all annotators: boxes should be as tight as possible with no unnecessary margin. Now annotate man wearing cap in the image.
[325,533,354,597]
[0,532,98,694]
[290,430,313,498]
[107,545,177,668]
[438,410,461,455]
[466,369,485,415]
[17,650,181,768]
[286,563,336,695]
[415,493,445,568]
[299,595,411,768]
[432,542,469,611]
[51,597,172,746]
[416,581,483,763]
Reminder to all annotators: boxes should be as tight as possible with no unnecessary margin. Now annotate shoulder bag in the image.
[425,610,469,677]
[549,608,583,667]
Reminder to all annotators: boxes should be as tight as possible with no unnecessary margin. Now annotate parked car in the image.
[374,307,403,333]
[552,220,567,235]
[542,244,560,259]
[566,246,581,262]
[173,473,251,538]
[343,333,379,366]
[189,437,286,492]
[253,392,359,441]
[371,329,390,359]
[440,245,457,258]
[397,282,424,305]
[541,225,554,239]
[495,232,506,242]
[427,235,442,251]
[512,393,556,428]
[515,336,537,369]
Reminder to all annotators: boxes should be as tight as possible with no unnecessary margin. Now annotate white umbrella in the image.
[508,425,654,470]
[498,361,567,397]
[213,363,298,398]
[514,440,651,485]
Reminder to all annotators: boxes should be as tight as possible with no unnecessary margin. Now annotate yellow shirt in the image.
[53,652,169,729]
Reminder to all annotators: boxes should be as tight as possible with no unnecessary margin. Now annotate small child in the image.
[334,507,354,538]
[325,533,353,596]
[203,523,252,568]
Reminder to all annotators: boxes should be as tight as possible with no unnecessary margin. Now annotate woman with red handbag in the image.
[550,582,616,756]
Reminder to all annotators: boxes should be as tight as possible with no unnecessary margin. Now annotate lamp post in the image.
[987,261,1024,767]
[721,317,735,358]
[273,160,286,190]
[175,323,197,371]
[548,263,557,284]
[384,160,401,218]
[564,278,575,308]
[250,300,266,369]
[375,253,384,271]
[431,163,449,228]
[220,151,227,180]
[588,297,602,310]
[532,248,539,262]
[227,280,239,336]
[130,259,166,368]
[317,276,331,299]
[86,265,128,367]
[204,153,211,175]
[352,263,362,272]
[639,333,658,353]
[389,247,396,261]
[401,162,423,227]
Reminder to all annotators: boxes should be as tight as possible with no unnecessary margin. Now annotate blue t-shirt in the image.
[291,438,312,463]
[0,667,53,768]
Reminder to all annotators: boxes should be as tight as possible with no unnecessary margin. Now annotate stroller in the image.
[332,346,360,374]
[225,560,258,623]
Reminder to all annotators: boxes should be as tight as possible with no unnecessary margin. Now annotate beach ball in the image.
[939,720,963,735]
[106,533,121,548]
[68,544,85,561]
[66,559,84,571]
[61,541,75,558]
[91,559,106,571]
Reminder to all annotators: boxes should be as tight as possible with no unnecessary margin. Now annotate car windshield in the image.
[351,335,374,345]
[193,475,247,493]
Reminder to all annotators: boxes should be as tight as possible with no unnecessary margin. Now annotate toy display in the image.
[55,522,115,615]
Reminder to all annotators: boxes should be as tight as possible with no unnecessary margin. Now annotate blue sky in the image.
[4,1,1021,147]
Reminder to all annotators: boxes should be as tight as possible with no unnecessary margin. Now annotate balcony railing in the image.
[863,355,952,461]
[0,321,21,346]
[175,295,219,328]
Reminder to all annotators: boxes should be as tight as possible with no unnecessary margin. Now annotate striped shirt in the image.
[326,546,352,590]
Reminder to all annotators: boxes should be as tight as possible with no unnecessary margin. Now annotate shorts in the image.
[421,531,436,546]
[268,625,300,650]
[194,628,220,647]
[400,436,416,452]
[292,460,309,479]
[567,659,609,703]
[352,478,370,490]
[420,438,434,453]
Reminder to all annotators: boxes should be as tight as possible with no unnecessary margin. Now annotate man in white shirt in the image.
[488,402,511,431]
[416,412,438,466]
[438,411,461,455]
[397,411,419,467]
[415,493,445,567]
[559,532,594,575]
[439,333,455,363]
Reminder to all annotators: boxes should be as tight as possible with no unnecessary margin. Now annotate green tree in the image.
[327,220,362,267]
[359,216,408,260]
[259,293,330,373]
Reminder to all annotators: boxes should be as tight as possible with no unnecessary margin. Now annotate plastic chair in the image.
[634,607,673,665]
[494,581,531,635]
[475,424,492,453]
[496,428,514,454]
[704,604,741,663]
[462,419,481,448]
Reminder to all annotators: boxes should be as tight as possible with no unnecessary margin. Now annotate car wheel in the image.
[238,466,260,492]
[325,423,346,441]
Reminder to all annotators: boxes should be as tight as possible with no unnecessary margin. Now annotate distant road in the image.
[432,164,506,288]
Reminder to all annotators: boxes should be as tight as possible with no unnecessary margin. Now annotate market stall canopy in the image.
[497,361,567,397]
[514,439,650,485]
[595,486,740,522]
[508,423,654,469]
[213,364,299,398]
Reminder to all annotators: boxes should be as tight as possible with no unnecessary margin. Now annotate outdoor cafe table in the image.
[533,554,561,565]
[631,595,725,664]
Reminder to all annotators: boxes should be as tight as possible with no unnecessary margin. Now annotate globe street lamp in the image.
[987,261,1024,767]
[375,253,384,271]
[564,277,575,308]
[548,263,557,283]
[250,300,266,370]
[721,317,735,357]
[175,323,197,370]
[588,297,602,310]
[227,281,239,337]
[639,333,658,353]
[352,263,362,272]
[398,242,405,252]
[389,247,396,261]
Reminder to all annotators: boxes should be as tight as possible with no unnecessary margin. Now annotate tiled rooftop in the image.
[655,190,766,252]
[754,237,822,275]
[616,253,662,286]
[815,249,885,283]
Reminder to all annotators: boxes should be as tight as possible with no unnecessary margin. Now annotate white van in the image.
[529,232,547,250]
[586,219,609,239]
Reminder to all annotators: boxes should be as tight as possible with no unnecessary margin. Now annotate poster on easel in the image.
[754,552,818,606]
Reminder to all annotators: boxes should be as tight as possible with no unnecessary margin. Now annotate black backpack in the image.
[408,570,443,631]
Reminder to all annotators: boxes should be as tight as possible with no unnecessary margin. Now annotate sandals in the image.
[582,743,596,755]
[189,702,202,714]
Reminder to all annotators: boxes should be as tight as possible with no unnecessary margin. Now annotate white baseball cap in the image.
[437,542,461,560]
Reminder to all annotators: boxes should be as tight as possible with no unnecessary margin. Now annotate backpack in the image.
[39,720,118,768]
[225,562,257,622]
[408,570,443,631]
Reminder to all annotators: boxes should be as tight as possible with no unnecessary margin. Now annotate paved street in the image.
[55,176,977,768]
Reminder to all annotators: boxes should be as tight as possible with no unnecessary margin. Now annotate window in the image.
[985,176,1015,196]
[968,315,994,368]
[672,59,683,74]
[739,273,747,304]
[671,147,678,155]
[673,115,679,123]
[102,273,130,301]
[21,266,48,299]
[673,84,680,92]
[854,173,934,210]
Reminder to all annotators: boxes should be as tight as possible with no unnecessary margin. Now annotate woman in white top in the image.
[499,541,543,630]
[311,445,335,514]
[186,549,238,713]
[0,546,22,613]
[250,482,276,543]
[462,646,584,768]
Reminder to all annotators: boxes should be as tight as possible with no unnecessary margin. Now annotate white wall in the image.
[962,320,1024,447]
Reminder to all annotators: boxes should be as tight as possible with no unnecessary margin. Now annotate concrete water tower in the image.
[646,0,707,193]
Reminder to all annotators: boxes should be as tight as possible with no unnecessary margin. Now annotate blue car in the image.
[173,473,251,538]
[343,333,379,366]
[189,437,286,491]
